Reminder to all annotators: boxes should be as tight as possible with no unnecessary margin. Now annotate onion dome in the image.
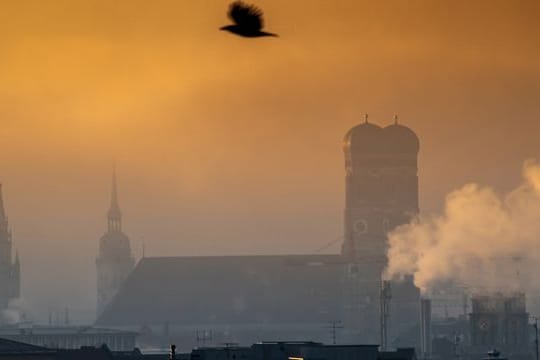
[343,117,383,155]
[383,119,419,154]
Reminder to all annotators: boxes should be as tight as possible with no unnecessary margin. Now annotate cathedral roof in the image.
[96,254,344,327]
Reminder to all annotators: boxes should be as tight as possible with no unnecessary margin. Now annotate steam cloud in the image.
[385,160,540,299]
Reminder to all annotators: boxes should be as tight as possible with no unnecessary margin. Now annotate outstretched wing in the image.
[228,1,264,32]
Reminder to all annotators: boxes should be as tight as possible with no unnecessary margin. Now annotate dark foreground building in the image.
[189,342,417,360]
[96,117,421,348]
[0,337,111,360]
[0,337,417,360]
[0,325,136,351]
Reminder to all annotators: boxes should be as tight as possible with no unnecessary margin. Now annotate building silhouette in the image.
[96,169,135,316]
[341,116,420,342]
[0,324,136,351]
[0,184,20,321]
[342,115,419,261]
[469,293,529,355]
[96,117,421,348]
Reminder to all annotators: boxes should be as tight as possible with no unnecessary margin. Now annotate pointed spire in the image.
[107,166,122,232]
[0,184,7,225]
[393,114,399,125]
[109,169,120,217]
[0,184,10,237]
[364,113,369,124]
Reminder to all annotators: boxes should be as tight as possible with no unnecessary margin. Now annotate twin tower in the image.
[342,116,419,266]
[342,116,420,343]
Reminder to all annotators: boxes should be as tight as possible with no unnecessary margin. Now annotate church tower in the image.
[0,184,21,319]
[96,169,135,316]
[342,115,419,263]
[341,115,420,342]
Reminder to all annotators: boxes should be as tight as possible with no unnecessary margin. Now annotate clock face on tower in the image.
[353,219,368,234]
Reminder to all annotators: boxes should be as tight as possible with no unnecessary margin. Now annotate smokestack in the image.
[380,280,392,351]
[420,298,432,359]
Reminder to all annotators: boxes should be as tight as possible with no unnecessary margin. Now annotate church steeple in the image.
[0,184,12,265]
[97,167,135,316]
[0,183,21,312]
[107,168,122,232]
[0,184,9,233]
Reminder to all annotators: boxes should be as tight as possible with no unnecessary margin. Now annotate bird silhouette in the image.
[220,1,278,38]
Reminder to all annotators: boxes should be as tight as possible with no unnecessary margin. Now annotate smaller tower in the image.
[0,184,21,320]
[96,169,135,316]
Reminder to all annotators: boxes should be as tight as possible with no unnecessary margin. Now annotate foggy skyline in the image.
[0,0,539,322]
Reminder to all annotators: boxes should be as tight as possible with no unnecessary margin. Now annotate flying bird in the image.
[220,1,278,38]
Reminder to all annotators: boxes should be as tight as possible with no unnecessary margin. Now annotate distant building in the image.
[96,117,422,348]
[0,184,20,322]
[96,169,135,316]
[341,116,421,342]
[342,116,419,262]
[469,292,530,356]
[0,324,136,351]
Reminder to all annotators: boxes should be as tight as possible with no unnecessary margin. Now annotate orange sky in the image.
[0,0,539,321]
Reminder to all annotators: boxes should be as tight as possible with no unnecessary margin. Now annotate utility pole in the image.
[169,344,176,360]
[325,321,344,345]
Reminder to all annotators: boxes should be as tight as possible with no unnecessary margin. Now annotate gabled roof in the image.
[96,254,344,327]
[0,337,53,354]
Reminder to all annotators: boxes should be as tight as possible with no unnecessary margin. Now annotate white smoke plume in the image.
[386,160,540,301]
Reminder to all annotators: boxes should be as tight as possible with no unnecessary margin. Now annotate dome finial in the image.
[364,113,369,124]
[393,114,399,125]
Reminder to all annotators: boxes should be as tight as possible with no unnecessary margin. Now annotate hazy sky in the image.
[0,0,539,322]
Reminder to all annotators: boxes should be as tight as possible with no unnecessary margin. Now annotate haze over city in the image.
[0,0,539,326]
